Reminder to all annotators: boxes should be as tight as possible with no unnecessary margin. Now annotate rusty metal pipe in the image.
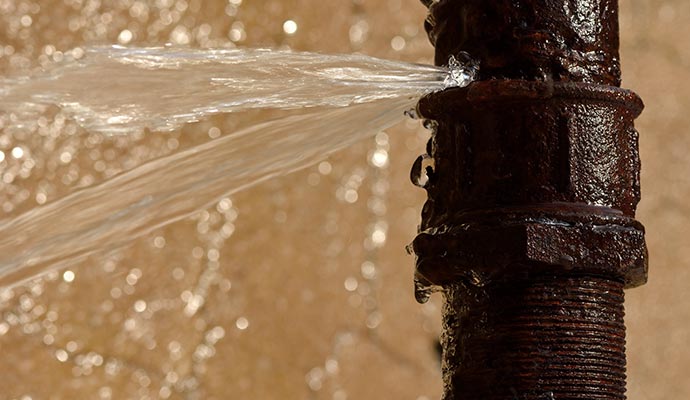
[411,1,648,399]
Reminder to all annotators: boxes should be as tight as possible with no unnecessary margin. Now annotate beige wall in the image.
[0,0,686,399]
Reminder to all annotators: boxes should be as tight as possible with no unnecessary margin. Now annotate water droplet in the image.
[370,222,387,246]
[414,279,432,304]
[283,20,298,35]
[306,367,324,391]
[443,52,480,89]
[366,311,382,329]
[423,119,438,131]
[235,317,249,330]
[317,161,332,175]
[20,15,32,28]
[410,154,435,188]
[404,108,420,120]
[414,275,439,304]
[134,300,147,312]
[55,349,69,362]
[62,270,75,283]
[11,146,24,159]
[369,149,389,168]
[344,277,358,292]
[390,36,406,51]
[360,261,376,279]
[118,29,133,44]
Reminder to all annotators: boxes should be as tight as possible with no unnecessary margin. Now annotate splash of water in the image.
[0,47,478,286]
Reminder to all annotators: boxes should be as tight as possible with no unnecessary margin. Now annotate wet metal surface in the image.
[414,0,648,398]
[423,0,622,85]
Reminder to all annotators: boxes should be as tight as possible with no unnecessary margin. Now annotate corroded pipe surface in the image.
[443,275,627,400]
[424,0,622,85]
[412,1,648,399]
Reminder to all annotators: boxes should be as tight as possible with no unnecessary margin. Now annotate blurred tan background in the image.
[0,0,687,399]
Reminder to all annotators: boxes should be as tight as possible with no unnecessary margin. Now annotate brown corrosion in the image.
[442,275,627,400]
[412,0,648,399]
[423,0,622,85]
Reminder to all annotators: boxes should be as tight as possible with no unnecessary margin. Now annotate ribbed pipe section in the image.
[441,274,626,400]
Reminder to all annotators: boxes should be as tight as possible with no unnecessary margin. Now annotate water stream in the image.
[0,46,476,287]
[0,46,455,135]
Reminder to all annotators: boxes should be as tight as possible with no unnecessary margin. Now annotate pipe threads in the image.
[442,274,627,400]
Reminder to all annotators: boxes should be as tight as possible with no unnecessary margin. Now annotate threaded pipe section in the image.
[441,274,626,400]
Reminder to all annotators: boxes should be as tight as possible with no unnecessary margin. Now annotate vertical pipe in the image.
[412,1,648,399]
